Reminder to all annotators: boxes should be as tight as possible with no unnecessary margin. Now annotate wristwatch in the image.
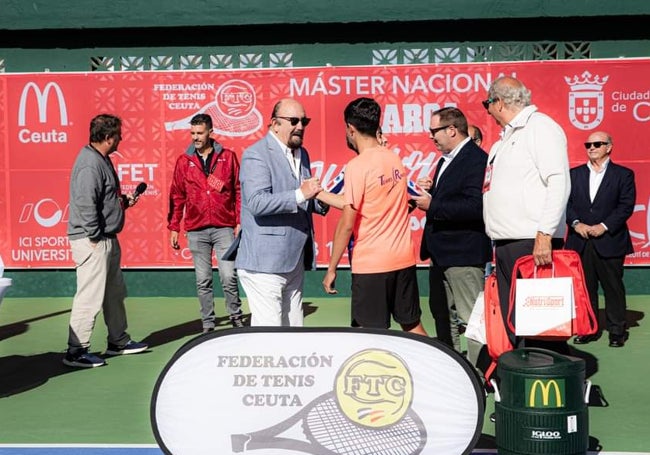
[571,220,580,228]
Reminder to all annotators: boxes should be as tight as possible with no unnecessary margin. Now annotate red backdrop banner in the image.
[2,59,649,268]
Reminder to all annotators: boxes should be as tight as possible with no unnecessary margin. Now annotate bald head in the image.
[270,98,309,149]
[468,124,483,146]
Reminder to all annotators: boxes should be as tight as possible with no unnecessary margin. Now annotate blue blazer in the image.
[419,140,492,267]
[565,161,635,258]
[235,133,327,273]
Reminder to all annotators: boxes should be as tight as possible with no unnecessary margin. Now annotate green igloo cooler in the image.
[492,348,590,455]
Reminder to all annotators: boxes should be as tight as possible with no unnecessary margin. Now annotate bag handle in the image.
[533,263,555,279]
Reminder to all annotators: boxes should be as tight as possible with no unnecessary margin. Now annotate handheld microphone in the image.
[134,182,148,198]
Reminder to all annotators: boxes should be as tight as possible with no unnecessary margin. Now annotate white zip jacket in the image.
[483,105,570,240]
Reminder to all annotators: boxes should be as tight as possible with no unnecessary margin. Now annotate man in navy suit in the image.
[566,131,636,347]
[411,107,492,366]
[236,98,328,327]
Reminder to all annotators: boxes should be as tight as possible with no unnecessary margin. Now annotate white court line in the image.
[0,446,648,455]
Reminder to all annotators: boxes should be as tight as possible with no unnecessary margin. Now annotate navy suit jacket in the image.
[236,132,327,273]
[565,161,635,258]
[419,140,492,267]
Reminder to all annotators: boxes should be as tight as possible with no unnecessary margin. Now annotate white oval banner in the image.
[151,328,485,455]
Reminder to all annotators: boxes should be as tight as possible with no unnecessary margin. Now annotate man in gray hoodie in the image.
[64,113,148,368]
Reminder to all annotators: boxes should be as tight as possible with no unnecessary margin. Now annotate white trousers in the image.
[238,261,304,327]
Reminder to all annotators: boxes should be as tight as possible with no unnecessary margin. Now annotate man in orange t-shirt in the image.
[322,97,427,336]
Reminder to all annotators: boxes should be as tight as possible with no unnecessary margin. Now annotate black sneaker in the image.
[63,349,107,368]
[230,314,245,328]
[105,340,148,356]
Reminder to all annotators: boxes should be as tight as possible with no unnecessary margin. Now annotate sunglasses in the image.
[429,124,453,136]
[482,98,498,110]
[275,116,311,127]
[584,141,609,149]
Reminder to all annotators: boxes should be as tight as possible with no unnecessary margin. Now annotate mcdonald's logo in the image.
[18,82,69,126]
[527,378,564,408]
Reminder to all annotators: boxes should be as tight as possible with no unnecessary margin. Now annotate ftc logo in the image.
[18,82,69,126]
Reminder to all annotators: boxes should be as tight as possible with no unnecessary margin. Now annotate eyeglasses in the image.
[584,141,609,149]
[482,98,498,110]
[275,116,311,127]
[429,124,453,136]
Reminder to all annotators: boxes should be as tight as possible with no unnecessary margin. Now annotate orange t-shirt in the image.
[343,146,416,274]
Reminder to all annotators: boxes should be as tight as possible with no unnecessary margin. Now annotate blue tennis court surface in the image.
[0,447,163,455]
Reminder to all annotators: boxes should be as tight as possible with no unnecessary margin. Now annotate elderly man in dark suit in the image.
[566,131,636,347]
[411,107,492,366]
[236,98,328,327]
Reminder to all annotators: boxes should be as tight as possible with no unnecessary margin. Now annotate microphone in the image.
[134,182,147,199]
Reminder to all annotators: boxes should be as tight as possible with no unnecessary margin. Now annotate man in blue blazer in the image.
[566,131,636,347]
[411,107,492,366]
[236,98,328,326]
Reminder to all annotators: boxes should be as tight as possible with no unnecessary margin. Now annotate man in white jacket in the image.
[482,76,571,351]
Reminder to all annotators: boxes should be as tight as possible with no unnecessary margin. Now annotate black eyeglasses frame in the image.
[429,124,454,136]
[275,116,311,127]
[584,141,610,149]
[482,98,498,110]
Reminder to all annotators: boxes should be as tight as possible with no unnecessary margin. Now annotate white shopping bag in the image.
[515,276,573,337]
[465,291,486,344]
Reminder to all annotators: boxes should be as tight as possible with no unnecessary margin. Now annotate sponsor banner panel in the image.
[2,59,650,268]
[151,329,484,455]
[9,170,72,265]
[627,161,650,265]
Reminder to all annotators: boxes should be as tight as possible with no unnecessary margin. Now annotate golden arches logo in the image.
[528,379,563,408]
[18,82,69,126]
[334,349,413,428]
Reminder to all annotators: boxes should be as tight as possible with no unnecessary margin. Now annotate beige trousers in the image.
[67,237,130,352]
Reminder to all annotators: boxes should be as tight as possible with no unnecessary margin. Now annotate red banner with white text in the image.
[1,59,650,268]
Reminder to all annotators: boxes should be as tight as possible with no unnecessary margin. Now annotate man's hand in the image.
[410,191,432,211]
[533,231,553,266]
[417,177,433,191]
[322,269,338,294]
[574,222,590,239]
[126,192,142,208]
[300,177,322,200]
[587,223,607,238]
[170,231,180,249]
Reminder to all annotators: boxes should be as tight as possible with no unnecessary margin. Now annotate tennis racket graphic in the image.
[231,392,426,455]
[164,102,262,136]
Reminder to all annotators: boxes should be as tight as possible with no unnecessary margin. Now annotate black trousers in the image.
[427,263,452,346]
[494,238,569,354]
[581,240,627,337]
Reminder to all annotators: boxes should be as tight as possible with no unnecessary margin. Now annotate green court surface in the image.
[0,294,648,453]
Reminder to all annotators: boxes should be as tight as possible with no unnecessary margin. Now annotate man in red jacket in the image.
[168,113,243,331]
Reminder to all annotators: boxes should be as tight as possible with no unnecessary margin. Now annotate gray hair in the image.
[489,76,532,108]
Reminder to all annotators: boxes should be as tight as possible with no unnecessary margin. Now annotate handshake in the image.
[300,177,323,200]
